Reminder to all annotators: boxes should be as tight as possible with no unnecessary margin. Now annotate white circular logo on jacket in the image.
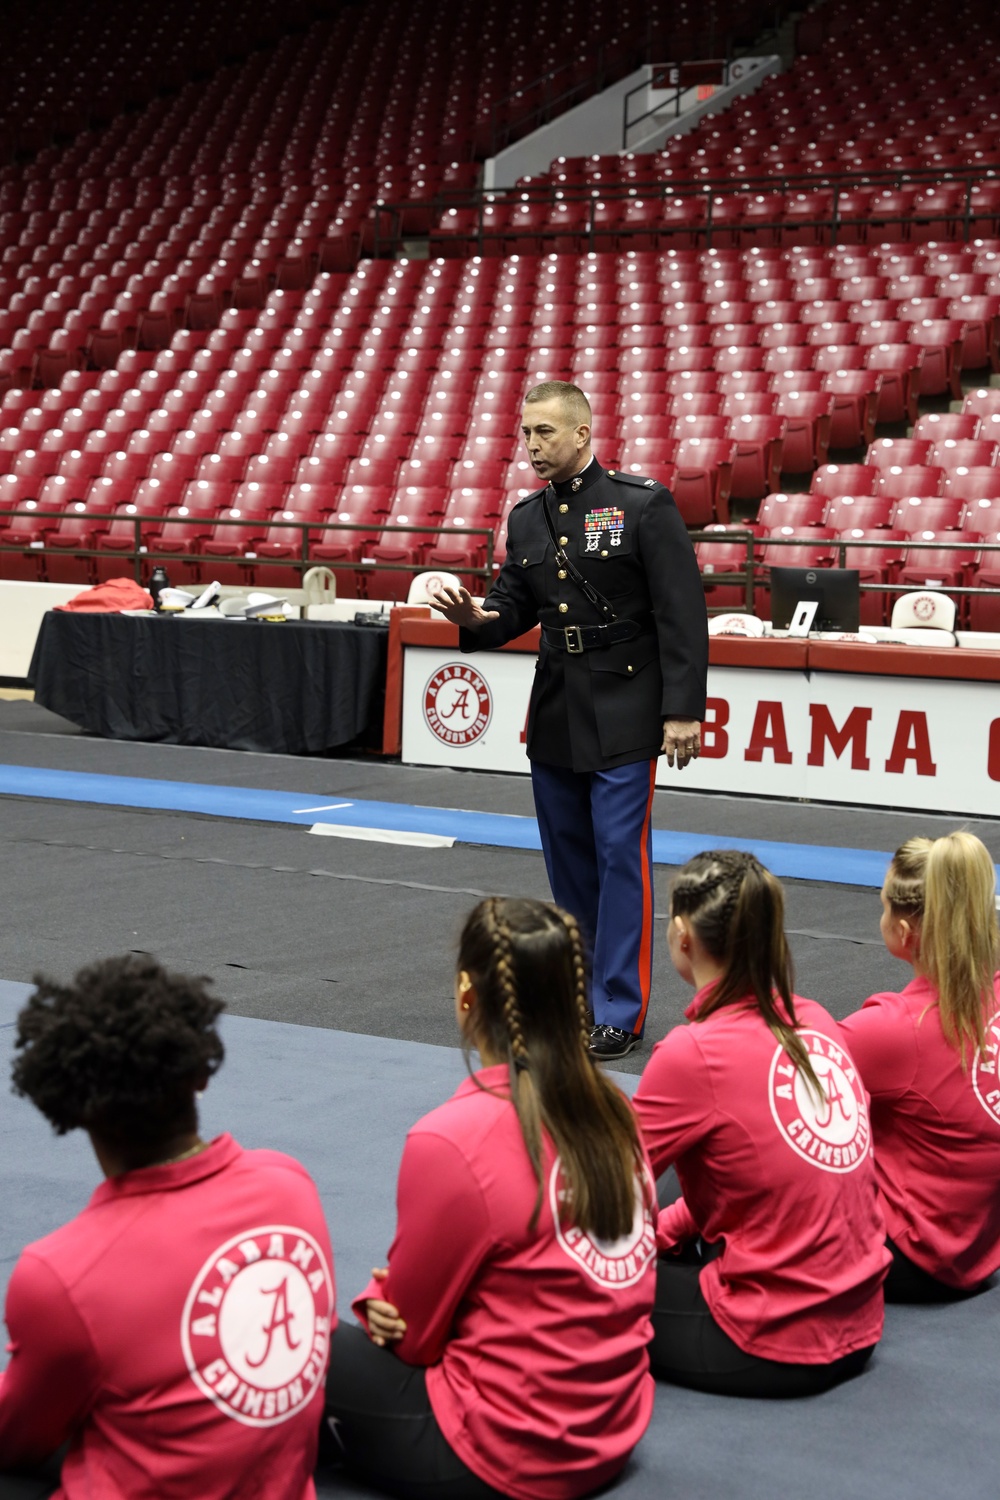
[768,1029,871,1172]
[181,1225,334,1427]
[972,1013,1000,1126]
[423,663,492,746]
[550,1161,656,1287]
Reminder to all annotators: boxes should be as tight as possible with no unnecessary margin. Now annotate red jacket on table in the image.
[839,974,1000,1289]
[352,1064,656,1500]
[0,1134,336,1500]
[632,989,889,1364]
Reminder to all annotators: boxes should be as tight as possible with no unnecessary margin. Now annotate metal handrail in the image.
[7,514,1000,619]
[371,162,1000,258]
[689,528,1000,615]
[0,509,496,585]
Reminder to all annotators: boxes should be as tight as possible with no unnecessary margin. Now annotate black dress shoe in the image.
[589,1024,641,1060]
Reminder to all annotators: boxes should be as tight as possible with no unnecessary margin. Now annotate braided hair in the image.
[458,897,647,1240]
[559,907,594,1054]
[671,851,824,1101]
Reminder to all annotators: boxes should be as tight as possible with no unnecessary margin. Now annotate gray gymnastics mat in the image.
[1,981,996,1500]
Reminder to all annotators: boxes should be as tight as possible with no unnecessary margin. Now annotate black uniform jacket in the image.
[461,459,708,773]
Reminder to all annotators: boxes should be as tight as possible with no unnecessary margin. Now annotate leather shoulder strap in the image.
[539,488,617,623]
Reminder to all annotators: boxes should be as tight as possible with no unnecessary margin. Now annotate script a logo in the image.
[423,663,492,746]
[181,1225,334,1428]
[768,1029,871,1173]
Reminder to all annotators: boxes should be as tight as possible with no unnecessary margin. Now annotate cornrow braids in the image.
[456,897,648,1242]
[672,850,751,930]
[559,908,593,1053]
[485,897,530,1070]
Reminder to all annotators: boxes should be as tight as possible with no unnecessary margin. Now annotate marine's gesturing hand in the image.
[428,585,500,631]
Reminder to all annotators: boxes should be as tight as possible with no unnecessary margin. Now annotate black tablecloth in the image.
[27,612,388,754]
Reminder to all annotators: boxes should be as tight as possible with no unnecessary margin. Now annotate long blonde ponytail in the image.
[885,833,998,1063]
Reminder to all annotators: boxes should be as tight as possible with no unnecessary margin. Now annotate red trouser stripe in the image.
[634,760,656,1034]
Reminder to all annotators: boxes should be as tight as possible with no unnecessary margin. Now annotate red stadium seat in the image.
[865,439,934,469]
[930,439,1000,472]
[947,470,1000,512]
[758,525,838,577]
[947,296,1000,371]
[863,345,921,424]
[773,391,833,471]
[898,532,976,593]
[963,388,1000,420]
[876,466,946,501]
[912,413,981,443]
[906,320,965,399]
[837,527,907,625]
[822,494,894,530]
[819,371,882,450]
[695,524,755,611]
[201,506,272,585]
[890,496,965,534]
[726,415,786,501]
[756,493,828,530]
[810,464,879,497]
[671,437,736,527]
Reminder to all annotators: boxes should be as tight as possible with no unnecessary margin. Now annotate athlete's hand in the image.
[662,718,702,770]
[365,1266,406,1346]
[428,585,500,631]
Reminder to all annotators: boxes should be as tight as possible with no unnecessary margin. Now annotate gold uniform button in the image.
[608,469,616,476]
[601,549,609,557]
[559,503,568,514]
[521,557,528,564]
[559,534,568,545]
[558,602,568,614]
[627,665,634,673]
[557,568,567,579]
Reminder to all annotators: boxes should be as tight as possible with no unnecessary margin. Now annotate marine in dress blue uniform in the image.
[433,384,708,1059]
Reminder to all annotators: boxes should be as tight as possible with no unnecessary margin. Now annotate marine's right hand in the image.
[427,585,500,631]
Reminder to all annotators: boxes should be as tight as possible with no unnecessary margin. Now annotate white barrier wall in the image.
[401,647,1000,817]
[0,582,83,678]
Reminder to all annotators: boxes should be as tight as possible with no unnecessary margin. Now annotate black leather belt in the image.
[541,619,651,654]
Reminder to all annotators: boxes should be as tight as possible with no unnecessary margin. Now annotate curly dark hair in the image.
[11,954,226,1149]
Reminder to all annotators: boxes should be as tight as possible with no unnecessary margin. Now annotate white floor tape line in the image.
[308,822,455,848]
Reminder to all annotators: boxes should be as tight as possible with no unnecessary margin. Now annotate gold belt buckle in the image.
[565,625,585,653]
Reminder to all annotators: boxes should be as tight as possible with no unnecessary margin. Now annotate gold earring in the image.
[461,999,471,1012]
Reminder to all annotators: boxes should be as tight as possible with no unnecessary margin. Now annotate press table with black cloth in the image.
[27,613,388,755]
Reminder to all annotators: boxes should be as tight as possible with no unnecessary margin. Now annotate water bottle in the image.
[149,566,170,610]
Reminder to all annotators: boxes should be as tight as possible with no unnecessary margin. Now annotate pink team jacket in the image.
[0,1134,336,1499]
[353,1065,656,1500]
[840,974,1000,1288]
[633,990,889,1364]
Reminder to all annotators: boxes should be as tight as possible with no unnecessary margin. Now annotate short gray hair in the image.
[524,381,592,427]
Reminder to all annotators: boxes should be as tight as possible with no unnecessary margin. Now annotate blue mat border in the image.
[0,762,929,888]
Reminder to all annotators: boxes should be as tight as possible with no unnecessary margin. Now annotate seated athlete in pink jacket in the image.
[0,956,335,1500]
[840,832,1000,1302]
[632,850,889,1398]
[325,897,657,1500]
